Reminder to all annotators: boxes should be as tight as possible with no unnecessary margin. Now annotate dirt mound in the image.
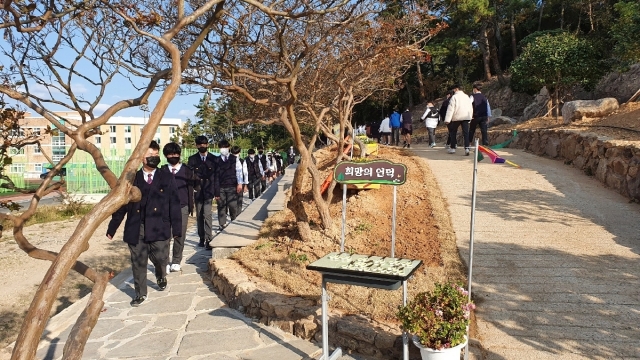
[232,146,466,322]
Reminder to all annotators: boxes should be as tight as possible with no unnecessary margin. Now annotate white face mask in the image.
[219,148,229,156]
[249,155,255,160]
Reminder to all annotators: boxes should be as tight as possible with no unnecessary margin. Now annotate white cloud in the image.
[178,109,196,117]
[29,83,61,98]
[71,83,88,94]
[94,103,111,113]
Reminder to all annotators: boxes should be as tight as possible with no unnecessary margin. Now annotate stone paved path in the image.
[413,144,640,360]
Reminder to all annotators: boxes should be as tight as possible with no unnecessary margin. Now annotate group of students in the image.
[106,137,296,307]
[421,82,491,155]
[377,108,414,148]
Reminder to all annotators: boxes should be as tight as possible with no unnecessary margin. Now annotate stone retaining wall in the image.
[209,259,418,359]
[417,128,640,202]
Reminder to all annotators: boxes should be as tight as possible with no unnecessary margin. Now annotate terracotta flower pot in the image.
[412,336,468,360]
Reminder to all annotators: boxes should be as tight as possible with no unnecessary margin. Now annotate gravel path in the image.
[413,144,640,360]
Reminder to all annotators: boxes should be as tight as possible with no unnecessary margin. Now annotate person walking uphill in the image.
[210,139,244,250]
[444,84,474,156]
[245,148,264,202]
[187,135,216,248]
[401,108,413,148]
[161,142,196,273]
[389,109,402,146]
[106,141,182,307]
[231,145,248,215]
[421,102,439,147]
[257,145,268,194]
[469,83,492,146]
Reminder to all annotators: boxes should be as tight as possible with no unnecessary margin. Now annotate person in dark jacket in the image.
[186,135,216,247]
[401,108,413,148]
[212,139,244,249]
[161,142,196,273]
[244,148,264,201]
[107,141,182,307]
[287,146,296,165]
[469,83,492,146]
[256,145,268,194]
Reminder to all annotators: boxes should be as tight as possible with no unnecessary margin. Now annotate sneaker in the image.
[407,144,411,148]
[157,277,167,291]
[429,143,435,148]
[447,148,456,154]
[166,264,171,275]
[465,148,470,156]
[130,295,147,307]
[170,264,181,272]
[445,144,450,149]
[197,239,205,247]
[205,242,213,250]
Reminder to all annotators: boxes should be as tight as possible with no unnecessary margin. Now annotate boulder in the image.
[522,87,550,121]
[489,116,516,127]
[561,98,619,124]
[491,108,503,118]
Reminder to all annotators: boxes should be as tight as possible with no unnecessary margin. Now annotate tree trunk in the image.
[287,155,313,242]
[479,22,492,81]
[415,61,425,103]
[538,0,545,31]
[457,55,465,84]
[560,1,565,30]
[510,13,518,60]
[403,74,413,109]
[588,0,594,32]
[494,19,503,64]
[488,25,506,85]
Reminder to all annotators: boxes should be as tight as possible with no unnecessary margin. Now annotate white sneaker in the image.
[445,144,450,149]
[447,148,456,154]
[170,264,181,272]
[465,148,470,156]
[166,264,171,274]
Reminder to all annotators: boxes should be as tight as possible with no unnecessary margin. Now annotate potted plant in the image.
[397,282,476,360]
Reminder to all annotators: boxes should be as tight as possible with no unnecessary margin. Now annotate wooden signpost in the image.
[308,159,418,360]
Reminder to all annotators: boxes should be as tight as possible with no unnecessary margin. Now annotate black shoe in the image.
[205,241,213,250]
[407,144,411,148]
[130,295,147,307]
[157,277,167,291]
[198,239,205,247]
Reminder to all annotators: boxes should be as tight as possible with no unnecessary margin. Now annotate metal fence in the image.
[1,147,264,195]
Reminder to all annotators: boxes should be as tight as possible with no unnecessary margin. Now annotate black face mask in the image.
[197,147,208,153]
[146,156,161,168]
[258,151,263,155]
[166,157,180,165]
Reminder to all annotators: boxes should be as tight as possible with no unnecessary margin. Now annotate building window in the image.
[33,145,42,154]
[95,136,101,144]
[9,147,24,155]
[10,129,25,137]
[169,126,176,134]
[110,125,117,133]
[10,164,25,173]
[124,126,132,133]
[32,127,41,136]
[125,137,132,144]
[110,136,117,144]
[34,163,42,173]
[52,131,65,162]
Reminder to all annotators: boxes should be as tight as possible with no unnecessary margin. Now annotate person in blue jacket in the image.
[389,109,402,146]
[107,141,182,307]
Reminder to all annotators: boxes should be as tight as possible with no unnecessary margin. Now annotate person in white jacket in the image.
[378,116,391,145]
[444,85,474,156]
[421,102,439,147]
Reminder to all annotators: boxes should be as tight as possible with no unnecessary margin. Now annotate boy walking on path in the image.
[231,145,248,214]
[187,135,216,247]
[212,139,244,247]
[401,108,413,148]
[106,141,182,307]
[469,83,492,146]
[421,102,440,147]
[161,142,195,273]
[245,148,264,202]
[257,145,268,194]
[444,84,474,156]
[389,109,402,146]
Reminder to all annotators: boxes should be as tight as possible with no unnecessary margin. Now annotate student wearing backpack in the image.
[421,102,440,147]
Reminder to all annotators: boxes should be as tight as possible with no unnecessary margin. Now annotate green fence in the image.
[2,147,272,195]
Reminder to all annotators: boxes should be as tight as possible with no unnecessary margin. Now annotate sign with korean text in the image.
[334,160,407,185]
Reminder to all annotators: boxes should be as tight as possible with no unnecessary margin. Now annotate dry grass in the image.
[232,146,466,323]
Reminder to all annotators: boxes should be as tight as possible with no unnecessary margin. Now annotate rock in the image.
[562,98,619,124]
[491,108,502,118]
[489,116,516,127]
[522,87,550,121]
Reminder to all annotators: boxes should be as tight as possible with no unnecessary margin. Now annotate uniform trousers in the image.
[129,223,169,297]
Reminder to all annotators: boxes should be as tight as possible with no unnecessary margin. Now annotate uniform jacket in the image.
[107,169,182,245]
[161,163,196,215]
[187,152,216,200]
